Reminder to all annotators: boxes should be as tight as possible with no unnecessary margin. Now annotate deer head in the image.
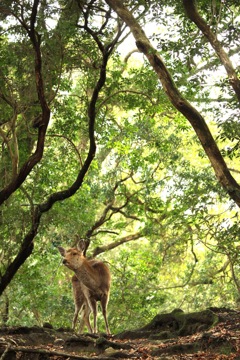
[58,246,84,270]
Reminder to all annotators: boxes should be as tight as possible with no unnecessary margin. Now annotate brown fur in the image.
[58,246,111,335]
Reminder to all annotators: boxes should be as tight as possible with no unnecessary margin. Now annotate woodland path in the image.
[0,308,240,359]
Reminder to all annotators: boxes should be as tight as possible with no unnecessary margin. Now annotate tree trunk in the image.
[105,0,240,207]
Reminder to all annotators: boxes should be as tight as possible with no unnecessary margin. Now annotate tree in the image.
[105,0,240,206]
[0,0,121,293]
[0,0,240,328]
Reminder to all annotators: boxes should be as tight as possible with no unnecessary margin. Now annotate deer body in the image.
[58,246,111,335]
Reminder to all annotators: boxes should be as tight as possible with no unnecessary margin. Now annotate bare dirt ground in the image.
[0,308,240,359]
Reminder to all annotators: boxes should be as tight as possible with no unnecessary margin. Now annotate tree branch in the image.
[0,24,115,295]
[104,0,240,207]
[92,232,143,257]
[0,1,51,205]
[0,345,101,360]
[82,175,133,252]
[182,0,240,104]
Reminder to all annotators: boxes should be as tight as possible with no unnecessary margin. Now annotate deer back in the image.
[78,258,111,297]
[90,261,111,293]
[72,259,110,298]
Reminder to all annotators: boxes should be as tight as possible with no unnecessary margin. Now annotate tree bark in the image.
[0,1,51,206]
[0,32,113,295]
[182,0,240,104]
[104,0,240,207]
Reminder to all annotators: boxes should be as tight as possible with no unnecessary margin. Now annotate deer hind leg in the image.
[90,299,98,334]
[82,286,98,333]
[86,297,98,334]
[100,294,110,335]
[81,303,92,333]
[78,304,86,333]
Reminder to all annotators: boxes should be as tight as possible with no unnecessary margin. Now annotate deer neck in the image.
[74,258,99,290]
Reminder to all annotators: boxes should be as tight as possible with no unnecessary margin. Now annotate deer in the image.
[58,243,111,335]
[71,257,105,333]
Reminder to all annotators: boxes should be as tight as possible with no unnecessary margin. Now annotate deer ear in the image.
[58,246,65,257]
[77,239,86,253]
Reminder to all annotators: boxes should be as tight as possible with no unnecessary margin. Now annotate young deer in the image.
[71,257,104,333]
[58,245,111,335]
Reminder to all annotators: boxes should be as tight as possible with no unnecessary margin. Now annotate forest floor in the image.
[0,307,240,359]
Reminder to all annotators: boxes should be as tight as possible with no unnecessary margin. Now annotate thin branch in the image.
[85,174,133,241]
[0,345,105,360]
[0,343,11,360]
[124,48,139,62]
[114,208,141,221]
[47,133,83,166]
[229,168,240,175]
[92,232,143,257]
[97,89,156,111]
[194,46,240,75]
[183,0,240,103]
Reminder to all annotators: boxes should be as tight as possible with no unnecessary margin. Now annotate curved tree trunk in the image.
[0,18,118,295]
[182,0,240,104]
[105,0,240,207]
[0,0,51,205]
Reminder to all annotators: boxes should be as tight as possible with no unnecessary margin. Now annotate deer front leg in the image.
[72,306,80,331]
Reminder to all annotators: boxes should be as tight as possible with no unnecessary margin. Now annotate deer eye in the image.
[73,252,77,256]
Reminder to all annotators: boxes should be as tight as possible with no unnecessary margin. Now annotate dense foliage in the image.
[0,0,240,333]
